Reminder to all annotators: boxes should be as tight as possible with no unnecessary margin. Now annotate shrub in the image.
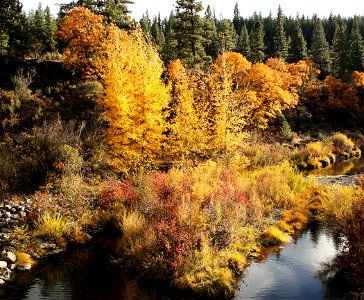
[97,180,137,209]
[261,226,290,246]
[331,132,355,153]
[33,213,71,244]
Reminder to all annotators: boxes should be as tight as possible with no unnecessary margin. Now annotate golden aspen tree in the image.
[166,59,209,161]
[209,52,252,152]
[95,25,170,174]
[58,7,106,77]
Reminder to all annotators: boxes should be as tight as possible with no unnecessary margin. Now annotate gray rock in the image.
[4,251,16,263]
[17,263,32,271]
[0,261,7,268]
[0,267,11,280]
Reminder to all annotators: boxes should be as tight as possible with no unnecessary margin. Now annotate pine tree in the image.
[237,24,250,57]
[139,11,152,39]
[0,0,25,55]
[263,11,274,57]
[203,5,218,59]
[249,17,265,62]
[331,21,350,78]
[311,18,331,76]
[348,18,364,72]
[217,19,238,53]
[173,0,210,69]
[273,6,288,59]
[151,15,165,50]
[162,11,178,63]
[288,17,308,62]
[44,6,57,52]
[232,2,242,34]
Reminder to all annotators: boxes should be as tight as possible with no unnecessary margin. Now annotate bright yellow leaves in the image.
[58,8,311,174]
[96,25,170,174]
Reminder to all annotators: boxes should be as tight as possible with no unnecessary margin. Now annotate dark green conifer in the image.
[348,18,364,72]
[249,16,265,62]
[288,17,308,62]
[311,18,331,76]
[237,24,250,58]
[273,6,288,59]
[173,0,210,69]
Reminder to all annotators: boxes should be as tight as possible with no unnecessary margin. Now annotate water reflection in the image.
[304,156,364,176]
[235,225,342,300]
[0,225,358,300]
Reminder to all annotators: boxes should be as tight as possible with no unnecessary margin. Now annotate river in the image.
[1,222,352,300]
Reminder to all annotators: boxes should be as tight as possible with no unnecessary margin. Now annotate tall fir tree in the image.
[263,11,274,57]
[237,24,250,58]
[151,14,165,50]
[331,21,350,78]
[288,17,308,62]
[348,18,364,72]
[273,6,288,59]
[44,6,57,52]
[203,5,218,59]
[139,11,152,39]
[162,11,178,63]
[173,0,210,69]
[0,0,25,55]
[249,17,265,62]
[311,18,331,76]
[217,19,238,53]
[232,2,242,35]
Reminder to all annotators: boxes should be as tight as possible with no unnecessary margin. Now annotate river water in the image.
[1,222,350,300]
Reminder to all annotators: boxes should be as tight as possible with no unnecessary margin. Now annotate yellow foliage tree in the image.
[95,25,170,174]
[166,59,209,161]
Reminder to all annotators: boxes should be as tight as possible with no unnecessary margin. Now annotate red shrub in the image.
[97,180,137,208]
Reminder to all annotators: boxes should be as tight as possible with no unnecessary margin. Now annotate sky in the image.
[22,0,364,19]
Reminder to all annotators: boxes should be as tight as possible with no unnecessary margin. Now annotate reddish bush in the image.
[97,180,137,208]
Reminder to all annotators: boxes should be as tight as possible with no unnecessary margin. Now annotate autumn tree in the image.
[58,7,106,77]
[166,59,209,160]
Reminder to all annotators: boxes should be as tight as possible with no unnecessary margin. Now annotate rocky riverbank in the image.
[0,198,32,285]
[313,174,360,186]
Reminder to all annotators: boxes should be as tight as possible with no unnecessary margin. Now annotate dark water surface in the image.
[1,224,348,300]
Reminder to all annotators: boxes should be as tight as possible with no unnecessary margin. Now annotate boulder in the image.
[4,251,16,263]
[0,267,11,281]
[0,261,7,268]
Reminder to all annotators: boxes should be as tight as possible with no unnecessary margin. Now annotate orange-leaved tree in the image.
[324,75,360,116]
[95,25,170,174]
[58,7,106,77]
